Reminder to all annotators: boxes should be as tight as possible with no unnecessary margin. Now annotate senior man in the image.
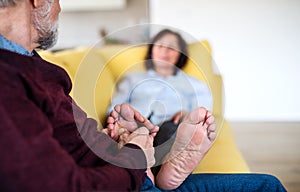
[0,0,158,191]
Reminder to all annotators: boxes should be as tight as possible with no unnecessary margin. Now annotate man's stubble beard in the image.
[36,21,58,50]
[33,1,58,50]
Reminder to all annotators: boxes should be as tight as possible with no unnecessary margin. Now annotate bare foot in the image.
[106,103,159,140]
[155,107,216,190]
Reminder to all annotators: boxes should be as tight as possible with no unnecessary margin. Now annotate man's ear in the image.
[30,0,42,8]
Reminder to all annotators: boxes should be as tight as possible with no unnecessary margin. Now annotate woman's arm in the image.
[188,77,213,111]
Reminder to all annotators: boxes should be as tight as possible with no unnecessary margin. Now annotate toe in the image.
[207,123,216,132]
[206,115,215,125]
[106,116,115,124]
[114,104,121,113]
[120,103,132,119]
[188,107,207,124]
[110,110,118,120]
[208,132,217,141]
[107,123,114,130]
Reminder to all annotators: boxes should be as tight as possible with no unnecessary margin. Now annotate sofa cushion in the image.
[193,119,250,173]
[97,45,147,80]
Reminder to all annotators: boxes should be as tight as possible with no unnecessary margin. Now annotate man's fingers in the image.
[133,109,145,123]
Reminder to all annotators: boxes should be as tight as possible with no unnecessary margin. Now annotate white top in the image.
[108,69,213,125]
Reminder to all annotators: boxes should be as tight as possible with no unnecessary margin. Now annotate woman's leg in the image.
[172,173,287,192]
[141,173,286,192]
[151,120,179,176]
[140,176,161,192]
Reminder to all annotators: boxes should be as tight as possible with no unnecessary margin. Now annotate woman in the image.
[107,29,215,189]
[108,29,212,127]
[108,28,213,161]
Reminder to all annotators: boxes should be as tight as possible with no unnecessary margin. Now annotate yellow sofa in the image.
[38,40,250,173]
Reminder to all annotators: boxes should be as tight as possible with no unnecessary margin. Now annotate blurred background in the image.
[55,0,300,191]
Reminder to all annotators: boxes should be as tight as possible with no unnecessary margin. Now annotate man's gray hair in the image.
[0,0,17,7]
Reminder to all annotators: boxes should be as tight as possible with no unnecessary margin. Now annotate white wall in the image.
[150,0,300,121]
[54,0,149,49]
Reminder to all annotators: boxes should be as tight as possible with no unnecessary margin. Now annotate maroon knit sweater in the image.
[0,49,147,192]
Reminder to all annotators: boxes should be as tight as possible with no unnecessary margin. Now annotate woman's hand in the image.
[172,110,189,124]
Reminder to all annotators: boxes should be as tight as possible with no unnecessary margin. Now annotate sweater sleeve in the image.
[0,107,146,191]
[0,67,147,192]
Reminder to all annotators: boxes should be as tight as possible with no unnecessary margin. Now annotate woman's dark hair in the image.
[145,29,188,74]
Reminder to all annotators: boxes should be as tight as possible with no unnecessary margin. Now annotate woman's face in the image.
[152,33,181,68]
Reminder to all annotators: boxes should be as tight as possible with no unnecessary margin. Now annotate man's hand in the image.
[106,103,159,140]
[119,127,155,168]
